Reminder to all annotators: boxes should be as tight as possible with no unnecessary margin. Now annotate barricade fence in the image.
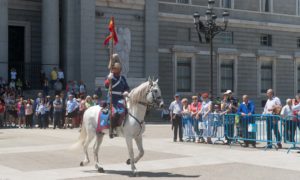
[182,113,225,143]
[181,113,300,152]
[282,115,300,153]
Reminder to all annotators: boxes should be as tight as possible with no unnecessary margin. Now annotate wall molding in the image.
[8,0,41,11]
[159,12,300,33]
[96,0,145,10]
[160,1,300,18]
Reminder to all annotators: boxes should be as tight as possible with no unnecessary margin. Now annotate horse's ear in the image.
[154,78,159,83]
[148,76,153,85]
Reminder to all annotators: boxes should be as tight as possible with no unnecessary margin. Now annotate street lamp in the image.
[193,0,229,100]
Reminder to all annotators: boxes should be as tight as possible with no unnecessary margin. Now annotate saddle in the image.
[96,104,127,133]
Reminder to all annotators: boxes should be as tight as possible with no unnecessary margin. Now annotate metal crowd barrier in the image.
[225,114,283,150]
[181,113,300,152]
[282,115,300,153]
[182,113,225,143]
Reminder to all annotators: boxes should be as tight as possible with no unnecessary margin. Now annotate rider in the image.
[104,54,129,138]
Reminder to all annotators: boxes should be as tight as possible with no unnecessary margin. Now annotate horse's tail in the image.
[69,121,87,150]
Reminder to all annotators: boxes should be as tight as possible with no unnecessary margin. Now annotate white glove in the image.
[123,91,129,97]
[107,72,113,80]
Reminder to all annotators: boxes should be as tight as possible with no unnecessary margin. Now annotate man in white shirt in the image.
[263,89,282,149]
[169,93,183,142]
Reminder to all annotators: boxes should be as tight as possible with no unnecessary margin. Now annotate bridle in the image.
[138,83,162,109]
[125,83,163,136]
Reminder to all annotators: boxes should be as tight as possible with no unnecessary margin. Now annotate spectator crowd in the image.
[168,89,300,149]
[0,67,103,130]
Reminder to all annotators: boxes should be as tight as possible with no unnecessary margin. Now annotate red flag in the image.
[104,17,118,45]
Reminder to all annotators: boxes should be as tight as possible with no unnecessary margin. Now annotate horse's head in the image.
[146,78,164,108]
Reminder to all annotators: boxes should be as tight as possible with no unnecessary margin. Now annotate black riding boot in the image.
[109,113,120,139]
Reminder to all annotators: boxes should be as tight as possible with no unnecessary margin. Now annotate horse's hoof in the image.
[132,170,139,177]
[126,159,131,165]
[80,162,84,166]
[98,167,105,173]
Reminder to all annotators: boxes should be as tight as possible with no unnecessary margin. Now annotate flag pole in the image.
[108,18,114,138]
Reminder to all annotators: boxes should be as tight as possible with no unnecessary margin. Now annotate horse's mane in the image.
[128,81,150,105]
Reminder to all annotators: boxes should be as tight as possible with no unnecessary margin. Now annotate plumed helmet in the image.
[113,62,122,71]
[108,53,122,70]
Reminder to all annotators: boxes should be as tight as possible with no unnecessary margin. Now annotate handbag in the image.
[198,121,206,129]
[273,106,282,115]
[235,115,239,124]
[248,123,257,133]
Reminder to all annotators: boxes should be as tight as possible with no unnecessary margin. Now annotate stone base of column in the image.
[0,62,8,81]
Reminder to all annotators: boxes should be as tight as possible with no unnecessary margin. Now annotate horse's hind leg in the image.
[80,132,95,166]
[94,133,104,173]
[125,137,137,176]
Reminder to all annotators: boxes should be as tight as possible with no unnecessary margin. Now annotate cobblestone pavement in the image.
[0,124,300,180]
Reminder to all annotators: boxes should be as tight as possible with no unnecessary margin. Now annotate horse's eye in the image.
[153,89,158,93]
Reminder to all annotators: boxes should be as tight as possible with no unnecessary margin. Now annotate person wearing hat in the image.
[221,90,238,144]
[169,93,183,142]
[105,54,130,138]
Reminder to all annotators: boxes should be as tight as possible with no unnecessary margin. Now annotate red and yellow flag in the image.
[104,17,118,45]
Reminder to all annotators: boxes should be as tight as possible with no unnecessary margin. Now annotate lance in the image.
[104,17,118,137]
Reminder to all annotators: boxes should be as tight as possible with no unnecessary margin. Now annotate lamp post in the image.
[193,0,229,100]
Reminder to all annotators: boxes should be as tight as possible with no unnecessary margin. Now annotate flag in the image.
[104,17,118,45]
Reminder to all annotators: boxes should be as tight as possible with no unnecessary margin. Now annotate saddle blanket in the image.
[96,106,126,133]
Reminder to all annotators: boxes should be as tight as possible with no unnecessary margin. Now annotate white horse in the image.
[73,78,164,176]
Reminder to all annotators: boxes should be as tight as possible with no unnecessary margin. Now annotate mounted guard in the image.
[104,54,129,138]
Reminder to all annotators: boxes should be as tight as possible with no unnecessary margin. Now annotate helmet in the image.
[112,62,122,71]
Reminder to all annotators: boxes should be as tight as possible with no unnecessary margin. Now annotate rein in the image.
[127,112,145,136]
[124,97,147,137]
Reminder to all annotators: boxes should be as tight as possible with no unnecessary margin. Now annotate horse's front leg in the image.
[133,135,144,164]
[94,133,104,173]
[125,137,137,176]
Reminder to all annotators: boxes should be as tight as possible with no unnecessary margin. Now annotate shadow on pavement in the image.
[105,170,200,178]
[83,169,200,178]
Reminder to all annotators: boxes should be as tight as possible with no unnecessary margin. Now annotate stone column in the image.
[42,0,59,77]
[145,0,159,78]
[62,0,80,82]
[0,0,8,81]
[79,0,95,93]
